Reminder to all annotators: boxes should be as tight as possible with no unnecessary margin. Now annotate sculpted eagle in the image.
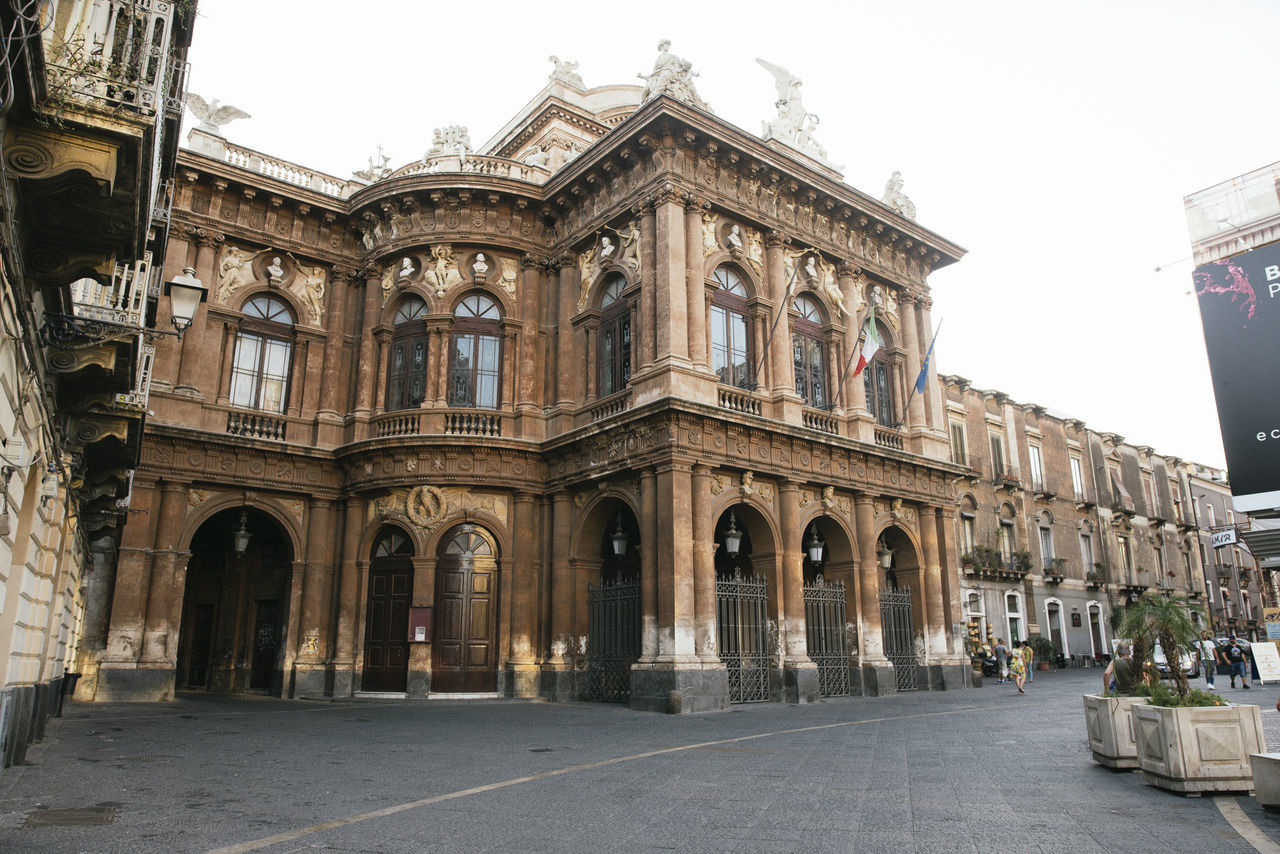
[187,93,251,136]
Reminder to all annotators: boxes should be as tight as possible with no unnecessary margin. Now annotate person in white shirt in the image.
[1196,632,1219,690]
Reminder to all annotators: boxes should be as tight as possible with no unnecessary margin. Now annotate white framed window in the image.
[990,433,1006,478]
[1070,455,1085,501]
[960,512,976,555]
[1029,444,1045,492]
[1005,591,1024,642]
[1043,597,1068,657]
[950,421,968,466]
[1080,533,1095,571]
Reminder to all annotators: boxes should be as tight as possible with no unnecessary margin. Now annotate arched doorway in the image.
[714,505,774,703]
[878,524,922,691]
[432,524,499,693]
[586,502,641,703]
[177,507,293,695]
[362,527,414,693]
[801,517,851,697]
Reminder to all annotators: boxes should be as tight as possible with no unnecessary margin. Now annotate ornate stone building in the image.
[78,47,974,710]
[0,1,194,767]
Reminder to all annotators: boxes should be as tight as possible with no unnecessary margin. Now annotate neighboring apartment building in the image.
[74,45,976,711]
[942,376,1212,660]
[1189,467,1268,639]
[0,1,194,769]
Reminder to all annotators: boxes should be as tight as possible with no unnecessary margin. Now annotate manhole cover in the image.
[23,806,118,828]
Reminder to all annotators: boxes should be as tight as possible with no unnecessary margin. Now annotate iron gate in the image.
[804,575,850,696]
[587,578,640,703]
[717,570,770,703]
[880,587,919,691]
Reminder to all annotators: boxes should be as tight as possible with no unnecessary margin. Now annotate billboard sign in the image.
[1211,528,1238,548]
[1193,242,1280,512]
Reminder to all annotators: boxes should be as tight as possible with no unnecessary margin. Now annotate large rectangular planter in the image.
[1084,693,1143,769]
[1133,703,1265,794]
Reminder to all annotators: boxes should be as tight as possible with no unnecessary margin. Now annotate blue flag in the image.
[914,323,941,394]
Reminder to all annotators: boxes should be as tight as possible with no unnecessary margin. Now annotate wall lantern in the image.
[877,537,894,570]
[723,511,743,557]
[163,267,209,334]
[806,524,826,565]
[232,508,252,558]
[610,514,629,557]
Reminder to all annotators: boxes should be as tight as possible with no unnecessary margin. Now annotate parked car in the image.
[1153,642,1199,679]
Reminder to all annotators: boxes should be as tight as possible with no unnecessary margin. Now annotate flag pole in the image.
[747,247,813,390]
[892,319,942,430]
[831,304,872,412]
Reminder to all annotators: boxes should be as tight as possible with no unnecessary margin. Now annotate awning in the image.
[1240,517,1280,566]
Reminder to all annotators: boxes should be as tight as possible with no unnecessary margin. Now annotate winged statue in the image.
[187,94,251,136]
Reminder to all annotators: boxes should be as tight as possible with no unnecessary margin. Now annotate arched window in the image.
[598,274,631,397]
[449,293,502,409]
[863,320,895,427]
[792,294,827,408]
[710,265,752,388]
[373,528,414,558]
[387,295,428,411]
[231,295,294,413]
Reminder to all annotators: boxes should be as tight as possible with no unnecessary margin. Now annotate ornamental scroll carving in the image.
[375,486,508,532]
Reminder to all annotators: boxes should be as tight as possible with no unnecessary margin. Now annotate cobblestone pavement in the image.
[3,668,1280,853]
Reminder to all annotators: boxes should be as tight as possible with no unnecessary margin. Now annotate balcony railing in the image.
[385,154,552,185]
[43,1,177,117]
[444,411,501,437]
[113,340,155,411]
[718,386,761,416]
[227,411,287,441]
[72,253,151,327]
[223,145,348,197]
[588,392,629,423]
[873,426,903,450]
[803,408,838,435]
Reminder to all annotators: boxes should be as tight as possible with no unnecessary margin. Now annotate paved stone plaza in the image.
[3,669,1280,853]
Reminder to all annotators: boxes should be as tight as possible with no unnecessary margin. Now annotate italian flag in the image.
[852,308,880,378]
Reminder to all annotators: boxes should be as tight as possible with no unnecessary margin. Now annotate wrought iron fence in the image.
[587,578,640,703]
[804,575,849,696]
[717,570,770,703]
[880,587,919,691]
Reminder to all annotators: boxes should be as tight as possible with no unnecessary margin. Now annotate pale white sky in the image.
[183,0,1280,470]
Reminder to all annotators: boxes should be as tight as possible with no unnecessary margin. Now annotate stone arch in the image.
[179,491,305,561]
[448,283,515,321]
[705,257,762,299]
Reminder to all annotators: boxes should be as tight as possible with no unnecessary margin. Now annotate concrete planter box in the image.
[1133,703,1265,795]
[1250,753,1280,809]
[1084,693,1143,769]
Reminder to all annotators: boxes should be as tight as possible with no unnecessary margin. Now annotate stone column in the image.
[639,467,658,662]
[508,491,539,697]
[175,228,223,396]
[639,200,657,367]
[652,186,688,364]
[100,480,160,687]
[900,291,925,429]
[691,465,717,661]
[554,254,576,408]
[139,481,189,691]
[780,481,818,702]
[332,495,364,697]
[764,230,793,397]
[516,254,542,412]
[373,335,389,414]
[353,264,382,418]
[318,266,355,418]
[685,198,708,370]
[544,491,574,699]
[293,498,334,697]
[855,493,893,695]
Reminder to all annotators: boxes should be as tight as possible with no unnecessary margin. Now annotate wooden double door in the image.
[431,525,498,693]
[362,556,412,692]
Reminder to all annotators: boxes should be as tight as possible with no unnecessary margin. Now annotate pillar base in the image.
[927,663,970,691]
[540,665,580,702]
[330,668,356,698]
[629,662,728,714]
[291,664,328,699]
[406,668,431,698]
[507,663,541,698]
[782,662,820,704]
[860,663,897,697]
[93,665,175,702]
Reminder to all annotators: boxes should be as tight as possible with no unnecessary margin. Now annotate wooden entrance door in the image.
[362,557,413,692]
[432,525,498,693]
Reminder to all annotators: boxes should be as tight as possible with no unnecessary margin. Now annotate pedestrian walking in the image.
[1103,644,1134,694]
[1009,639,1027,693]
[1196,632,1218,690]
[1022,640,1035,682]
[994,638,1009,684]
[1224,636,1251,689]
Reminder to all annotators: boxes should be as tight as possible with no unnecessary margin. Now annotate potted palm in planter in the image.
[1121,594,1264,794]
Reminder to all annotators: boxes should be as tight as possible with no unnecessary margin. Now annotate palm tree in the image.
[1117,594,1203,698]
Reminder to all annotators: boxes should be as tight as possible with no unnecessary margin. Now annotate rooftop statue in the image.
[353,145,392,182]
[881,171,917,220]
[548,55,584,87]
[425,126,473,160]
[638,39,712,113]
[187,94,251,136]
[756,59,829,163]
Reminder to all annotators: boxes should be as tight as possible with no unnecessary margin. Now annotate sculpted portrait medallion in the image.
[406,485,446,529]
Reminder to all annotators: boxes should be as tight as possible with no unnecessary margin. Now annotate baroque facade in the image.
[0,1,193,768]
[79,50,975,710]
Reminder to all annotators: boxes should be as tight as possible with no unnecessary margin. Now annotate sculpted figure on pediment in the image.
[425,245,463,298]
[293,264,326,325]
[701,212,720,256]
[618,220,641,273]
[638,39,712,112]
[881,171,917,220]
[577,242,604,311]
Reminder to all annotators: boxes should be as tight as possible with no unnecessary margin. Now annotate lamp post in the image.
[232,508,252,559]
[806,524,825,566]
[610,514,629,558]
[723,511,743,558]
[877,537,893,571]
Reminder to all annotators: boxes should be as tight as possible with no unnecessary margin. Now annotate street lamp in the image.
[610,514,629,557]
[877,537,894,570]
[723,511,743,557]
[41,267,207,350]
[806,524,825,565]
[232,508,252,558]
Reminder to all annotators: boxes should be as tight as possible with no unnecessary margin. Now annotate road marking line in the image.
[1215,796,1280,854]
[204,703,1009,854]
